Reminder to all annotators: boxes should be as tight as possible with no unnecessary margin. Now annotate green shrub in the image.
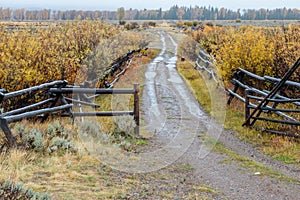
[119,20,126,25]
[46,137,77,154]
[124,22,139,30]
[193,20,199,26]
[184,21,194,27]
[46,121,66,138]
[148,21,156,27]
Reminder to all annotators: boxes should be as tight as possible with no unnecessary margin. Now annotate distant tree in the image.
[219,7,227,20]
[2,8,12,20]
[165,5,179,19]
[117,7,125,21]
[158,8,163,19]
[177,7,185,20]
[134,11,140,20]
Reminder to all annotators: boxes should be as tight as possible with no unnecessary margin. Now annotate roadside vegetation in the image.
[0,20,153,199]
[177,22,300,166]
[0,47,157,199]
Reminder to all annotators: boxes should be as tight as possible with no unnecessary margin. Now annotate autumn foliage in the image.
[191,24,300,85]
[0,20,119,92]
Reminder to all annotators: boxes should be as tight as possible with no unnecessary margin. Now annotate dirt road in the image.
[130,30,300,199]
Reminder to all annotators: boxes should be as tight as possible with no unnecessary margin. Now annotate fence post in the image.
[0,92,5,102]
[133,84,140,136]
[245,89,250,126]
[227,71,244,105]
[0,118,16,147]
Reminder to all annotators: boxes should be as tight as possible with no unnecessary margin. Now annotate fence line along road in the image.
[0,48,146,147]
[227,57,300,138]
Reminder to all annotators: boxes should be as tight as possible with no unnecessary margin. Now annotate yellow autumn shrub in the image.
[0,20,119,92]
[191,24,300,86]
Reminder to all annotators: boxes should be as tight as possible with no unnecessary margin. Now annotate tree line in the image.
[1,5,300,21]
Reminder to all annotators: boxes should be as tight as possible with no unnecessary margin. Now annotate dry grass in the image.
[0,49,160,199]
[0,148,133,199]
[177,59,300,166]
[176,60,226,124]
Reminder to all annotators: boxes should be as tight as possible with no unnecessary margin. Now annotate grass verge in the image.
[202,136,300,184]
[177,60,300,167]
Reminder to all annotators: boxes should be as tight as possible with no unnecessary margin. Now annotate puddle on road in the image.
[167,56,184,84]
[167,56,178,65]
[153,56,164,63]
[159,31,166,56]
[167,77,183,84]
[175,84,205,119]
[168,34,178,55]
[165,38,206,120]
[145,71,156,80]
[143,31,168,130]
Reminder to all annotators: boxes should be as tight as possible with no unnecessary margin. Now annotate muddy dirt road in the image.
[132,30,300,199]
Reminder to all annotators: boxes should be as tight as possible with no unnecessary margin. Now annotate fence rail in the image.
[194,48,300,138]
[195,50,220,85]
[0,49,145,147]
[227,57,300,138]
[0,81,140,147]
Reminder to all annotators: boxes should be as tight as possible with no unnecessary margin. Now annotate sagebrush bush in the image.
[22,128,44,152]
[79,120,101,137]
[13,121,77,154]
[0,179,52,200]
[78,120,111,144]
[46,137,77,154]
[78,118,139,151]
[113,115,136,137]
[46,121,65,138]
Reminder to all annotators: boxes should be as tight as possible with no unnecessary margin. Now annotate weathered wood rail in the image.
[50,84,140,135]
[227,57,300,138]
[0,80,70,147]
[195,50,220,85]
[92,48,147,89]
[0,49,146,147]
[0,81,140,147]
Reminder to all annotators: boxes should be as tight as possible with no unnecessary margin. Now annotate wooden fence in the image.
[0,49,146,147]
[0,81,140,147]
[50,84,140,134]
[195,50,220,85]
[227,58,300,138]
[91,48,147,89]
[195,48,300,138]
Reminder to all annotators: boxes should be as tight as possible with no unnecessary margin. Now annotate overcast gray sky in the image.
[0,0,298,11]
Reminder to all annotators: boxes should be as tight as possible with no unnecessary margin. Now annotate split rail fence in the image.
[0,49,146,147]
[227,58,300,138]
[195,48,300,138]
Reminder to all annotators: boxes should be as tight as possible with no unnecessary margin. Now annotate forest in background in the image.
[0,5,300,21]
